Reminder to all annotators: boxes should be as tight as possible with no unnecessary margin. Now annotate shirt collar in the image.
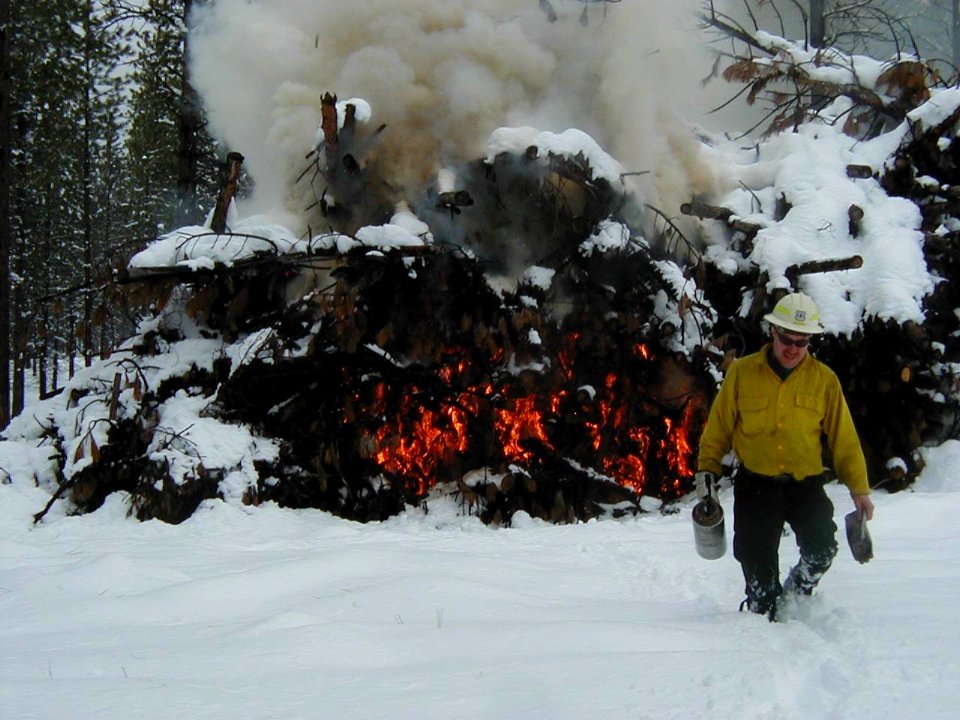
[764,342,804,380]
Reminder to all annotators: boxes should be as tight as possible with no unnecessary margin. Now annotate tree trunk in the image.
[39,189,53,399]
[39,341,47,398]
[809,0,825,48]
[953,0,960,69]
[81,2,94,367]
[210,152,244,233]
[175,0,204,227]
[68,322,76,379]
[0,0,10,429]
[11,242,24,417]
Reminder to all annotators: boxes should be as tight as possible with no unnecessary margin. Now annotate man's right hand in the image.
[695,471,716,500]
[852,493,875,521]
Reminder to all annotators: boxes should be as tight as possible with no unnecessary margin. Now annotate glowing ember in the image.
[370,387,474,495]
[495,395,555,461]
[602,454,647,493]
[356,335,703,502]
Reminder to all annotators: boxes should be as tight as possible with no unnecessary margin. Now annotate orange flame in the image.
[557,332,581,381]
[661,402,698,480]
[633,343,653,360]
[371,387,474,495]
[495,395,554,461]
[358,335,702,500]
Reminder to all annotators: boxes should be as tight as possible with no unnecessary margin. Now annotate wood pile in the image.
[44,110,713,525]
[29,59,960,524]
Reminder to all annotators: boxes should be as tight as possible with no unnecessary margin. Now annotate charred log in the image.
[680,201,763,237]
[784,255,863,289]
[210,152,245,233]
[847,164,874,179]
[190,243,710,522]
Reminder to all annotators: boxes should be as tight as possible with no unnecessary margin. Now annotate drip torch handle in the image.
[694,471,717,500]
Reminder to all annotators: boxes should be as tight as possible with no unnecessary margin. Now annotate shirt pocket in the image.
[795,393,824,428]
[738,395,768,436]
[795,393,824,414]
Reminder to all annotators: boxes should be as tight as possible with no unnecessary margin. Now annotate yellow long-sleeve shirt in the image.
[697,345,870,495]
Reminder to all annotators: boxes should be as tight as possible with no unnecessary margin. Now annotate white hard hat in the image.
[763,292,825,334]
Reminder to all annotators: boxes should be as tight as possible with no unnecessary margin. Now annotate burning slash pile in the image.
[16,37,960,525]
[24,97,713,525]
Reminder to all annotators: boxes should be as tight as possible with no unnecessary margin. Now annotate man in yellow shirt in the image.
[696,292,875,619]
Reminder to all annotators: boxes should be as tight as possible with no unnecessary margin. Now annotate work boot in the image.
[739,596,777,622]
[782,569,812,597]
[783,557,826,597]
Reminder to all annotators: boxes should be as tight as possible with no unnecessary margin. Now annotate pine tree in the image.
[121,0,220,245]
[0,0,11,428]
[0,0,224,416]
[7,0,80,411]
[5,0,131,409]
[73,0,131,367]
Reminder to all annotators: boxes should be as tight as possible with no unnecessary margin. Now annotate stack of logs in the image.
[48,84,960,524]
[63,130,714,525]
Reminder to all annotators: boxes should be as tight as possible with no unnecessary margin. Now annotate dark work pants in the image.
[733,471,838,613]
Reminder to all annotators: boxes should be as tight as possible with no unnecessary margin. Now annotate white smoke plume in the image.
[189,0,733,232]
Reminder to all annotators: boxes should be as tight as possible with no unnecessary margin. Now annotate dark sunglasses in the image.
[773,328,811,348]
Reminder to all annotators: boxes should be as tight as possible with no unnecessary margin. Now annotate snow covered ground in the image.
[2,442,959,720]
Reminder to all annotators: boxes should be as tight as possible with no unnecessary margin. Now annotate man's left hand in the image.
[852,493,875,521]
